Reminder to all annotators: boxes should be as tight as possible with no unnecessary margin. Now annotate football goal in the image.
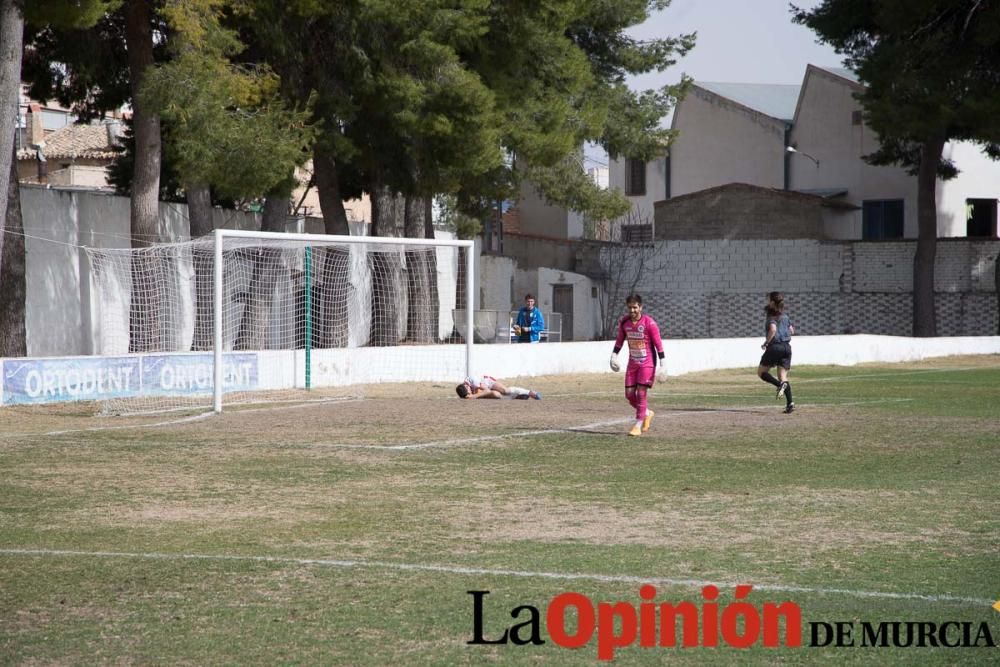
[85,229,475,414]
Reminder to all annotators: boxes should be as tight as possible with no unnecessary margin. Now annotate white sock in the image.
[507,386,529,398]
[635,419,643,429]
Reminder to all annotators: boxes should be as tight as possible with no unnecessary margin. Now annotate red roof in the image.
[17,122,121,161]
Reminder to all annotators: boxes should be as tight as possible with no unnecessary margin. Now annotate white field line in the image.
[319,417,635,450]
[119,395,365,418]
[796,366,990,384]
[3,397,366,439]
[7,397,914,445]
[0,547,991,608]
[223,396,364,414]
[818,398,914,407]
[309,398,916,451]
[652,366,990,391]
[641,397,914,408]
[37,412,214,437]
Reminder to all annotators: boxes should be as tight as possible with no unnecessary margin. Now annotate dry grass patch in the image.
[451,486,983,556]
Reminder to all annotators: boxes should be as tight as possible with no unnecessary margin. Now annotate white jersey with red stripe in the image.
[466,375,498,392]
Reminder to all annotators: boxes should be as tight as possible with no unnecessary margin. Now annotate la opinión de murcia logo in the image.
[810,620,996,648]
[468,585,802,660]
[467,586,999,661]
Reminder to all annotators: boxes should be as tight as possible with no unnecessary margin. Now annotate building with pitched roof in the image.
[608,64,1000,240]
[16,101,123,190]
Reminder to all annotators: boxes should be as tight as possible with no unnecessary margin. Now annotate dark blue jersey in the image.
[767,314,793,343]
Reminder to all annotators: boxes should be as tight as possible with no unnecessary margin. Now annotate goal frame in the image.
[212,228,475,413]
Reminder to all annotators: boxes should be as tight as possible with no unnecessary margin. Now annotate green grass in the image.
[2,356,999,664]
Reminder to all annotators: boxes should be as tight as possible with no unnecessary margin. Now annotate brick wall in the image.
[620,238,1000,337]
[502,232,579,272]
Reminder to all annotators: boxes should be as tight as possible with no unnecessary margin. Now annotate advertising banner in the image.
[2,354,258,405]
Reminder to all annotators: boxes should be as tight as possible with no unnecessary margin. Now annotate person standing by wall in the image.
[610,294,665,436]
[514,293,545,343]
[757,291,795,413]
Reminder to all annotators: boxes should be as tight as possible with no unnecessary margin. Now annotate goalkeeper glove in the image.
[609,353,620,372]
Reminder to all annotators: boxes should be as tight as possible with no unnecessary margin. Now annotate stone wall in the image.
[501,232,580,272]
[623,238,999,338]
[653,184,837,240]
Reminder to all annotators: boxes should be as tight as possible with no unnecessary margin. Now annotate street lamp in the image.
[786,145,819,168]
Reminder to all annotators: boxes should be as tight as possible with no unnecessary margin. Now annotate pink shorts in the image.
[625,363,656,387]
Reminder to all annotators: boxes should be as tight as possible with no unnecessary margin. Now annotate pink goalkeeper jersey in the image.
[615,314,664,367]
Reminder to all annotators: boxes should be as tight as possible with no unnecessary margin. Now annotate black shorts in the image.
[760,341,792,370]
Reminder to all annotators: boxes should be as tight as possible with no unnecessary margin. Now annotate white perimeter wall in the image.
[470,335,1000,380]
[256,334,1000,385]
[20,186,260,357]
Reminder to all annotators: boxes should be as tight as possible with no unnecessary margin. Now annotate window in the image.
[966,198,997,237]
[625,158,646,196]
[862,200,904,240]
[621,224,652,243]
[482,208,503,254]
[851,110,863,126]
[664,154,671,199]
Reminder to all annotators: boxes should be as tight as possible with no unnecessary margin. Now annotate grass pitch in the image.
[1,356,999,664]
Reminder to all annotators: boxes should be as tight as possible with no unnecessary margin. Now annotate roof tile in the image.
[16,122,121,161]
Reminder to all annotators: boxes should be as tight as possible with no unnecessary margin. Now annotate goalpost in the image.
[85,230,475,414]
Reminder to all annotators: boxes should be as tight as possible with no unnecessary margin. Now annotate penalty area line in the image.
[0,547,991,608]
[38,411,214,437]
[322,417,635,450]
[25,397,365,438]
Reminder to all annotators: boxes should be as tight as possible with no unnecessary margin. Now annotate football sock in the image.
[636,390,648,421]
[626,389,638,410]
[784,383,793,404]
[761,372,781,388]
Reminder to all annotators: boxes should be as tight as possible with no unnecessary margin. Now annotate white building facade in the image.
[609,65,1000,241]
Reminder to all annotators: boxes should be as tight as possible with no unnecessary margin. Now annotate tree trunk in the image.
[187,182,214,350]
[313,143,350,236]
[124,0,163,352]
[404,196,438,343]
[423,196,440,340]
[0,142,26,357]
[124,0,161,246]
[368,184,402,345]
[0,0,25,262]
[233,192,286,350]
[186,181,214,238]
[312,143,350,347]
[313,246,350,347]
[370,184,401,237]
[912,131,945,337]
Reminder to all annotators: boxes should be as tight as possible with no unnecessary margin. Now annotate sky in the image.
[587,0,843,165]
[628,0,843,88]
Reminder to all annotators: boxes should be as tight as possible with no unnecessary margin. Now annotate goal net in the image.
[84,230,474,414]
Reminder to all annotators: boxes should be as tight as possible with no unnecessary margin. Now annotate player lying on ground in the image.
[456,375,542,400]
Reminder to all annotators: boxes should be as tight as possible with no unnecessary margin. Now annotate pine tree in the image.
[793,0,1000,336]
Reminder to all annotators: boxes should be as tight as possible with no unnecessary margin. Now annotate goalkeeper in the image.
[456,374,542,400]
[609,293,665,436]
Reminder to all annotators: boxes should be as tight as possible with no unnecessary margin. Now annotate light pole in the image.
[786,145,819,168]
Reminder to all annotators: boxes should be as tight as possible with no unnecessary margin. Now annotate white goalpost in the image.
[85,230,475,414]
